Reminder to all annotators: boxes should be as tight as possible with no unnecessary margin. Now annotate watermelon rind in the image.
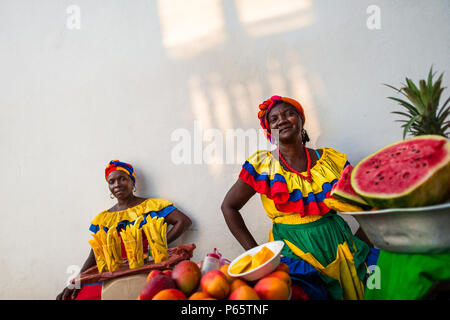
[330,165,370,208]
[351,135,450,209]
[332,191,371,209]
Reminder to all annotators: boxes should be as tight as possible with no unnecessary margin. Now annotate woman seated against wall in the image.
[56,160,192,300]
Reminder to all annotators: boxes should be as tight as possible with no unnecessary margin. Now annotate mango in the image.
[254,276,289,300]
[152,288,186,300]
[200,270,230,299]
[171,260,202,297]
[250,246,274,270]
[229,285,260,300]
[229,254,252,274]
[138,274,175,300]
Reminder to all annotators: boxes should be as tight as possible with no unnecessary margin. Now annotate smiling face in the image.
[266,102,303,143]
[107,170,135,200]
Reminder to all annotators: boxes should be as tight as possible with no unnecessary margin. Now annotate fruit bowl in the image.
[228,241,285,282]
[339,201,450,254]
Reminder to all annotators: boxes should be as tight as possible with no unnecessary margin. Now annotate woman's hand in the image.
[221,179,258,250]
[56,249,96,300]
[56,286,80,300]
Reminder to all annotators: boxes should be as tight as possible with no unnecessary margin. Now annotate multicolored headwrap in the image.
[258,95,306,142]
[105,160,136,183]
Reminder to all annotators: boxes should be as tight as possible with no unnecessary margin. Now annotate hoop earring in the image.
[110,193,115,199]
[133,187,136,193]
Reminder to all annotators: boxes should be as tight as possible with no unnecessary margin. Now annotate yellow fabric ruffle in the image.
[284,239,365,300]
[90,198,173,232]
[246,148,347,220]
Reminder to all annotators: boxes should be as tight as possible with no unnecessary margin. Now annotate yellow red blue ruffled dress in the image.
[75,198,176,300]
[239,148,373,300]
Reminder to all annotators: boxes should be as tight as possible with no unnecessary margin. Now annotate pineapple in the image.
[385,67,449,139]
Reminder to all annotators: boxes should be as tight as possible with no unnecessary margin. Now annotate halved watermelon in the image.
[330,164,370,208]
[351,135,450,209]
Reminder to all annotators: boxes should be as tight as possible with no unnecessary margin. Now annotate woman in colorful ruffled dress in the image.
[56,160,192,300]
[221,95,376,300]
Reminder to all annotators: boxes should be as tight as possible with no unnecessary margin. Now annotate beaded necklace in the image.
[278,144,313,182]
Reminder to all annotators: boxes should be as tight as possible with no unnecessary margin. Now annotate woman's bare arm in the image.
[164,208,192,245]
[221,179,258,250]
[56,249,96,300]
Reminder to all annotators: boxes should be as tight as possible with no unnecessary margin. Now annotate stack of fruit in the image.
[137,260,309,300]
[327,68,449,212]
[326,134,450,212]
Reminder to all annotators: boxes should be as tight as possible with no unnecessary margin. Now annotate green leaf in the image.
[387,97,420,116]
[403,86,425,113]
[384,83,410,99]
[402,115,420,139]
[437,108,449,125]
[419,79,430,107]
[427,66,434,88]
[391,111,415,118]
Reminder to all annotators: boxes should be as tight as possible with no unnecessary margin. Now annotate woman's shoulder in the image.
[242,149,278,175]
[91,198,175,227]
[314,147,348,171]
[140,198,174,211]
[244,149,276,166]
[322,147,347,160]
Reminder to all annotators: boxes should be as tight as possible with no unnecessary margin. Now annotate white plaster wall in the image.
[0,0,449,299]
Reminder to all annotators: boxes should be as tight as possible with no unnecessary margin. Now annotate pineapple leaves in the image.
[386,66,449,139]
[402,115,421,140]
[387,97,419,116]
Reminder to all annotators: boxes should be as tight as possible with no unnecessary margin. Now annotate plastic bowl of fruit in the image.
[227,241,285,282]
[339,201,450,254]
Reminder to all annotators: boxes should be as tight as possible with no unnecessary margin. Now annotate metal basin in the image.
[339,202,450,254]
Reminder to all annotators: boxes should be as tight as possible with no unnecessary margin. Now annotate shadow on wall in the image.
[152,0,323,175]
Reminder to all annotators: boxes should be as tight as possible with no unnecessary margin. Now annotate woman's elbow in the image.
[177,213,191,230]
[184,215,192,229]
[221,199,231,217]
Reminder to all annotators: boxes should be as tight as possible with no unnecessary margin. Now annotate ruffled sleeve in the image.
[239,150,290,204]
[239,148,349,217]
[89,198,177,234]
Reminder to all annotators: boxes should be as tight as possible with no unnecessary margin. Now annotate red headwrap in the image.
[258,95,305,142]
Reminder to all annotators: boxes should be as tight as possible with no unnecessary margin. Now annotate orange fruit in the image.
[265,270,292,287]
[188,291,215,300]
[254,277,289,300]
[152,288,186,300]
[229,285,260,300]
[274,262,290,273]
[219,264,234,283]
[230,279,248,292]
